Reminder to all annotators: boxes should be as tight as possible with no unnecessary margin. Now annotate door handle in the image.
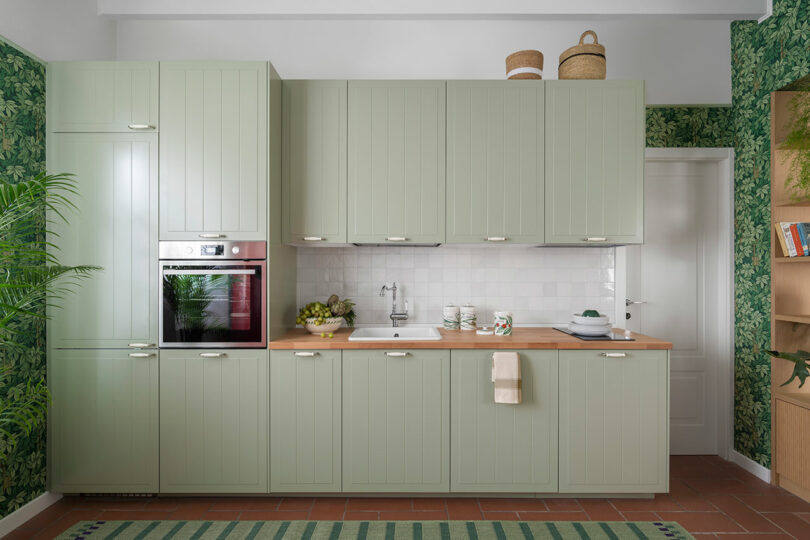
[294,352,319,357]
[584,237,607,242]
[128,342,155,348]
[200,352,226,358]
[128,352,155,358]
[127,123,155,130]
[385,352,410,357]
[625,299,647,307]
[303,237,325,242]
[486,237,507,242]
[600,352,628,358]
[198,233,226,239]
[385,237,408,242]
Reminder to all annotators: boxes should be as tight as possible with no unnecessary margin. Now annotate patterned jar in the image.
[494,311,513,336]
[443,304,460,330]
[460,304,477,330]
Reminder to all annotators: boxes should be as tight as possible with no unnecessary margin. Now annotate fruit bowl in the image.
[304,317,344,334]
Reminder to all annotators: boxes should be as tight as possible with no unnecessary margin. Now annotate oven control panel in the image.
[159,241,266,260]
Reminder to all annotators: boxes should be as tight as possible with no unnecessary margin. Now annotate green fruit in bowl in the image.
[582,309,601,317]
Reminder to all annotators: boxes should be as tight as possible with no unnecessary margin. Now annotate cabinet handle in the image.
[128,352,155,358]
[127,123,155,130]
[385,237,408,242]
[128,342,155,348]
[199,233,226,239]
[200,352,226,358]
[303,236,325,242]
[486,236,507,242]
[385,352,410,357]
[600,352,628,358]
[294,352,319,357]
[584,237,607,242]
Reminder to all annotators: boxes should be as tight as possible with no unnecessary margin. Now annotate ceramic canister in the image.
[494,311,513,336]
[443,304,460,330]
[460,304,477,330]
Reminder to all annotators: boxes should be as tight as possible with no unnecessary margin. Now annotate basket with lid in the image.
[558,30,606,80]
[505,50,544,80]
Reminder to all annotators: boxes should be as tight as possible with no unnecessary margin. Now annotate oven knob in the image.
[185,247,193,255]
[232,246,240,255]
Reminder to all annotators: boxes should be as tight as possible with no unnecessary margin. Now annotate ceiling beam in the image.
[98,0,767,20]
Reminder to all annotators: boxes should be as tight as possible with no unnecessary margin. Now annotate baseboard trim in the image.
[729,448,771,483]
[0,491,62,537]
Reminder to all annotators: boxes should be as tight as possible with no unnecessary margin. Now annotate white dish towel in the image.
[491,351,522,404]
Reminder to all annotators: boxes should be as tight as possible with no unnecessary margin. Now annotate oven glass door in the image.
[160,261,266,347]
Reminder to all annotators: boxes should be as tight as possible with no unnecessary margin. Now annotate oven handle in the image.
[163,269,256,276]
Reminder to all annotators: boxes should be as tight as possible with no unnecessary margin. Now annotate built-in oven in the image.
[159,241,266,348]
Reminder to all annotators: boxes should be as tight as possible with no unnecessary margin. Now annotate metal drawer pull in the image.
[385,352,409,357]
[386,237,407,242]
[128,342,155,348]
[294,352,319,357]
[585,237,607,242]
[200,352,226,358]
[127,123,155,130]
[198,233,226,239]
[600,352,628,358]
[303,236,325,242]
[128,352,155,358]
[486,237,507,242]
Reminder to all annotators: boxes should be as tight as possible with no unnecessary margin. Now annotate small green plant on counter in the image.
[779,92,810,201]
[767,349,810,388]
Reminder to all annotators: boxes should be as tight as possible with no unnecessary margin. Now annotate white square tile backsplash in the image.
[296,246,615,326]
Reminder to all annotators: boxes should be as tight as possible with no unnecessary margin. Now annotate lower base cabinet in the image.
[270,350,342,492]
[342,350,450,492]
[559,349,669,493]
[160,349,268,493]
[49,349,159,493]
[451,350,558,492]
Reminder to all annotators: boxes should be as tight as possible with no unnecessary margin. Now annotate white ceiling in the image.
[97,0,768,20]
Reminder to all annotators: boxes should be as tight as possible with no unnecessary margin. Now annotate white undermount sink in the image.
[348,327,442,341]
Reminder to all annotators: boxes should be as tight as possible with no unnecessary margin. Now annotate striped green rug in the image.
[57,520,694,539]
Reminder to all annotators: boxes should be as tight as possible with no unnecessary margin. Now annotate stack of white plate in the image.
[568,313,611,336]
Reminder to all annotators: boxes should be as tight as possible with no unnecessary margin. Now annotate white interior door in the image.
[625,157,730,455]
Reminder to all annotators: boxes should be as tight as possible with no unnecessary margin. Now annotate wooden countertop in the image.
[268,327,672,350]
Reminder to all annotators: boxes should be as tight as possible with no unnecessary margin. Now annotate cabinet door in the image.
[451,350,557,492]
[160,349,268,493]
[447,81,544,243]
[282,80,347,244]
[343,349,449,492]
[160,62,267,240]
[270,350,341,492]
[47,62,159,133]
[559,349,668,493]
[348,81,445,244]
[545,81,645,244]
[48,133,158,348]
[49,349,158,493]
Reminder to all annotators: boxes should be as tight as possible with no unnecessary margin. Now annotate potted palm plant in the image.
[0,173,97,460]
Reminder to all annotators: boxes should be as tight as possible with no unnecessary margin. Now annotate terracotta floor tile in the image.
[5,529,37,540]
[379,510,448,520]
[445,499,481,510]
[706,495,780,532]
[621,511,662,521]
[762,511,810,538]
[208,497,281,511]
[309,509,347,520]
[447,508,485,520]
[737,495,810,513]
[278,498,314,510]
[610,495,682,511]
[710,534,792,539]
[166,505,211,520]
[479,498,547,511]
[73,499,151,510]
[656,511,744,533]
[682,478,762,495]
[346,498,412,511]
[577,499,624,521]
[690,535,718,540]
[543,499,582,511]
[238,510,309,521]
[202,510,241,520]
[412,498,447,511]
[482,511,520,521]
[344,511,380,520]
[312,498,348,511]
[97,510,172,520]
[517,511,589,521]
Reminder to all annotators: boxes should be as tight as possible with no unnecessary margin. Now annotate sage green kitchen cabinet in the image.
[47,62,159,133]
[282,80,348,244]
[47,133,158,349]
[446,81,545,243]
[270,350,341,492]
[348,81,446,244]
[160,62,267,240]
[451,349,558,492]
[545,80,645,244]
[160,349,269,493]
[343,349,449,491]
[559,349,668,493]
[49,349,158,493]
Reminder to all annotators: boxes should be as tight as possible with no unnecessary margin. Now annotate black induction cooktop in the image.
[553,327,635,341]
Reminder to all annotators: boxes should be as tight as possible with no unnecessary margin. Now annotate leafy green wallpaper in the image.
[731,0,810,468]
[0,38,47,516]
[646,106,733,148]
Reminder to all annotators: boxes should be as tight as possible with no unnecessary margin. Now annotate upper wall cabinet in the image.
[545,80,645,245]
[446,81,544,244]
[348,81,446,244]
[160,62,267,241]
[47,62,159,133]
[282,80,348,244]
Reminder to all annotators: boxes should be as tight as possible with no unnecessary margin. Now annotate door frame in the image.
[615,147,735,459]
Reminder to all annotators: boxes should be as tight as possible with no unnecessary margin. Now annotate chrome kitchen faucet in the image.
[380,282,408,327]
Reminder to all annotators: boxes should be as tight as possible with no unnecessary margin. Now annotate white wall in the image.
[115,18,731,104]
[0,0,116,60]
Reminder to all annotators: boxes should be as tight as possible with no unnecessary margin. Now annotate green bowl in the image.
[582,309,601,317]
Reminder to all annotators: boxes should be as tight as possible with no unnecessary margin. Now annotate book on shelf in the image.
[775,222,810,257]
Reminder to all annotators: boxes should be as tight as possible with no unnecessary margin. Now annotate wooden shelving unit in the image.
[770,87,810,502]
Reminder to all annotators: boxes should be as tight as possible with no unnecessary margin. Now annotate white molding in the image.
[0,492,62,537]
[729,449,771,483]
